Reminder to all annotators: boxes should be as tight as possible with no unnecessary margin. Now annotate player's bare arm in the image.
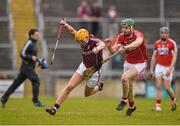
[170,51,177,68]
[92,38,105,54]
[104,35,118,53]
[59,19,77,36]
[112,43,122,52]
[166,51,177,75]
[150,50,157,78]
[119,37,143,52]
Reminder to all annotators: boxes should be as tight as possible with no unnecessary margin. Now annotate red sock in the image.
[129,100,135,108]
[54,103,60,109]
[122,97,128,102]
[156,99,161,104]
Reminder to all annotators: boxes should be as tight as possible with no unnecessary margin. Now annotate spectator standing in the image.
[90,0,101,36]
[77,0,91,29]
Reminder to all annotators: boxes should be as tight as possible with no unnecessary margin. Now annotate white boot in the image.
[155,104,162,111]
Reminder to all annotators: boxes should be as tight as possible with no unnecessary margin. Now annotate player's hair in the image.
[28,28,39,37]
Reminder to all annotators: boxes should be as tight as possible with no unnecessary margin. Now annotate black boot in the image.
[126,106,136,116]
[116,100,127,111]
[1,96,8,108]
[46,107,57,115]
[33,101,45,107]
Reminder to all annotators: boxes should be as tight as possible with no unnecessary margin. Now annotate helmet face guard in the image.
[121,19,135,37]
[75,29,89,43]
[160,27,169,41]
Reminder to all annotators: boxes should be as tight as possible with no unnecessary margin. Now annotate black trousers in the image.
[2,64,40,103]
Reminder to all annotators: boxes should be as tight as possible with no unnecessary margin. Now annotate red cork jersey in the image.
[154,39,177,66]
[116,30,148,64]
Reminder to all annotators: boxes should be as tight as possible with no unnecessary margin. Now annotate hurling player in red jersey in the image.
[150,27,177,111]
[106,19,148,116]
[46,19,105,115]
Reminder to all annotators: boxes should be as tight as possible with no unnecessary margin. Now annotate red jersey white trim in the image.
[116,30,148,64]
[154,38,177,67]
[169,39,177,52]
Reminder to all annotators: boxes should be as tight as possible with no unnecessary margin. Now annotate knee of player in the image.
[157,86,162,91]
[31,80,40,86]
[31,77,40,84]
[128,87,133,93]
[65,84,74,92]
[121,75,130,82]
[165,88,171,92]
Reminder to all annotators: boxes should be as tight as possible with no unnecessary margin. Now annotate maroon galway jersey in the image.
[81,34,103,68]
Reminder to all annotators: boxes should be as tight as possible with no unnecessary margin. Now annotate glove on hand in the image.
[38,58,48,69]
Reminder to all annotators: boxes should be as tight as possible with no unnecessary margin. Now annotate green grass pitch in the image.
[0,97,180,125]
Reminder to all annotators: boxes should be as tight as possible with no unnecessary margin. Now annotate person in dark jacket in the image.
[1,28,47,108]
[90,0,101,36]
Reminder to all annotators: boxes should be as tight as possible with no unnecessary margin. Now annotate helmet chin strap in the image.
[130,26,134,32]
[81,37,89,47]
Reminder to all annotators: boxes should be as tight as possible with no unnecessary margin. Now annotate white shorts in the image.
[123,61,147,74]
[155,64,174,80]
[76,62,102,88]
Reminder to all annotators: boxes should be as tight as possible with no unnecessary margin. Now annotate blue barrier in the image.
[146,80,175,99]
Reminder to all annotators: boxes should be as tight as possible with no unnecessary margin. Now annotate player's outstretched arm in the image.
[124,37,143,50]
[59,19,77,36]
[104,35,119,53]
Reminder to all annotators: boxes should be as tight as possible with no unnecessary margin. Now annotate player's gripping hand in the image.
[166,67,172,76]
[112,44,121,51]
[59,19,66,26]
[149,70,155,80]
[118,46,126,52]
[92,46,101,54]
[38,58,48,69]
[32,56,38,61]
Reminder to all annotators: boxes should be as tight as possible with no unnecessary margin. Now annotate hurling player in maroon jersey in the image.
[46,19,105,116]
